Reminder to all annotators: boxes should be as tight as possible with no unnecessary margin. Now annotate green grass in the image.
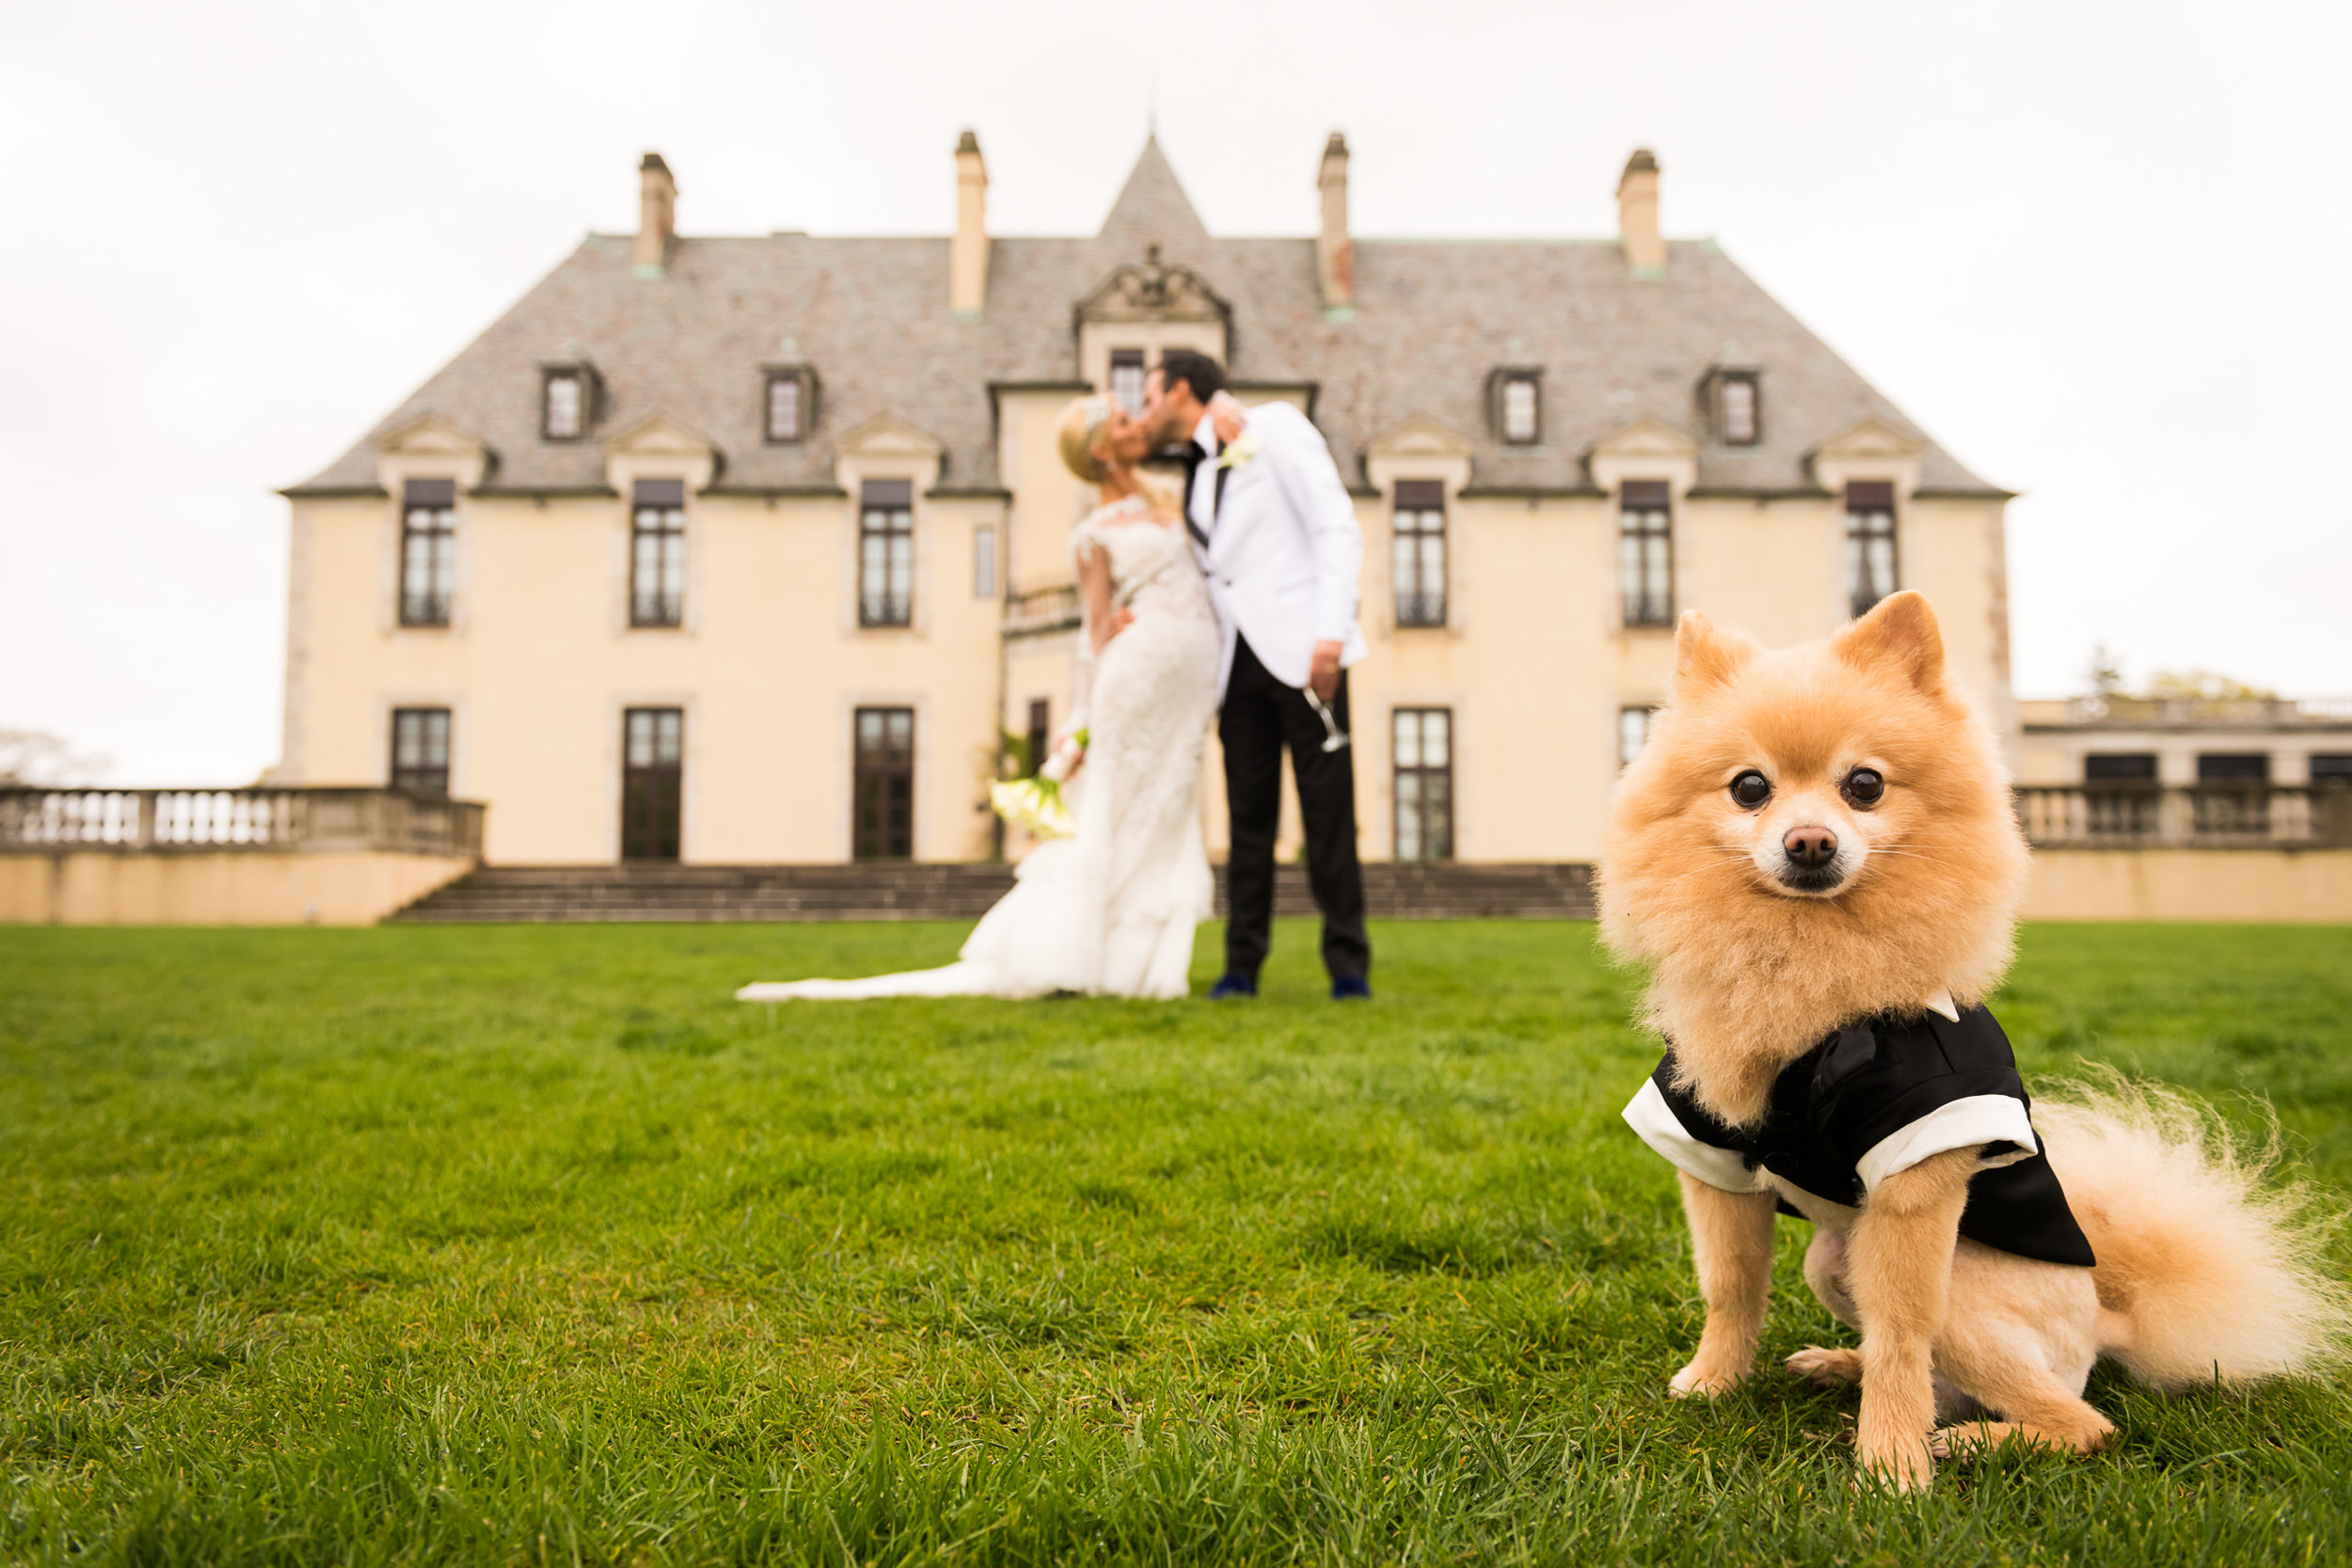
[3,921,2349,1566]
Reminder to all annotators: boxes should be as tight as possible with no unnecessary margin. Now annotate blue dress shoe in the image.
[1330,975,1373,1001]
[1209,973,1259,999]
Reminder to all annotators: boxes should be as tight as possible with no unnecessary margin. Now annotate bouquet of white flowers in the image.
[991,729,1087,840]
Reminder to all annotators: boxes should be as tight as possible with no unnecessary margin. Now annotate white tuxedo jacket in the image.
[1184,401,1369,698]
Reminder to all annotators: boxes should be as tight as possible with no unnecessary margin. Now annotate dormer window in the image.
[541,366,596,441]
[1496,372,1541,445]
[1619,481,1674,627]
[1109,348,1147,414]
[764,367,816,443]
[1716,372,1760,445]
[1845,482,1899,616]
[630,480,687,627]
[397,479,456,626]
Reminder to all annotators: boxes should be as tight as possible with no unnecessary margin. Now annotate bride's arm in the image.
[1050,541,1118,781]
[1078,541,1118,657]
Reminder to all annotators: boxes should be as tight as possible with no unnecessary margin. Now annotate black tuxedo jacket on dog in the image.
[1623,1004,2096,1268]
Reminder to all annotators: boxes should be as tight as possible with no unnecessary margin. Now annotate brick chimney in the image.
[1617,149,1664,274]
[1316,132,1354,309]
[633,153,676,276]
[951,130,989,314]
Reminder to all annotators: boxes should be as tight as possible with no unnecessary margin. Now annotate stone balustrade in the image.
[2014,784,2352,848]
[1001,584,1082,640]
[0,788,485,859]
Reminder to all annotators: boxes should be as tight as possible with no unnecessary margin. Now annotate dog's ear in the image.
[1835,590,1945,691]
[1674,610,1756,700]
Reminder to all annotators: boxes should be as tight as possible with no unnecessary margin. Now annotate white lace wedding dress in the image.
[738,496,1220,1001]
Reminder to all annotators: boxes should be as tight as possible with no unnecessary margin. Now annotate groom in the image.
[1140,350,1372,1000]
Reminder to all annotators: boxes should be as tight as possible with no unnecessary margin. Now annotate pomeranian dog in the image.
[1598,590,2347,1492]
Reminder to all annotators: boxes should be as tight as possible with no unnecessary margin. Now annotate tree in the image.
[0,729,110,785]
[2086,643,2125,698]
[2140,670,2277,702]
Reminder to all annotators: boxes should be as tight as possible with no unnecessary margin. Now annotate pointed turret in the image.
[1097,136,1213,259]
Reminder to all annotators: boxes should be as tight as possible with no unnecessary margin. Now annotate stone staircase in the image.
[389,862,1594,924]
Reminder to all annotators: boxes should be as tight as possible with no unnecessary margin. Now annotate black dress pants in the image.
[1219,635,1370,984]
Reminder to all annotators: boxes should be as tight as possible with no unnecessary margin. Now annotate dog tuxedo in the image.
[1624,1002,2096,1267]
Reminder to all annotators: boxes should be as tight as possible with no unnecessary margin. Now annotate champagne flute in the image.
[1303,688,1350,752]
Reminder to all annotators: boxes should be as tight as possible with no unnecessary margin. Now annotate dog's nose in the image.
[1783,826,1839,868]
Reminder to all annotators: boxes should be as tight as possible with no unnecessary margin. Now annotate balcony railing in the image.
[2015,784,2352,848]
[2054,695,2352,728]
[0,787,485,858]
[1002,584,1082,639]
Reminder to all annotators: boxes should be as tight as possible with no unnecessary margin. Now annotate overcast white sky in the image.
[3,0,2346,784]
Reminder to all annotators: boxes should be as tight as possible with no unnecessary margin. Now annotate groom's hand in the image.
[1092,608,1135,655]
[1309,641,1343,701]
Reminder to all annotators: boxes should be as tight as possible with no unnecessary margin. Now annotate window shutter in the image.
[634,479,687,507]
[1394,480,1446,509]
[1846,481,1896,510]
[1621,481,1671,509]
[862,479,914,508]
[405,479,456,507]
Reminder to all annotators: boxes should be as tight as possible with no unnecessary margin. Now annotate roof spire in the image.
[1098,136,1211,254]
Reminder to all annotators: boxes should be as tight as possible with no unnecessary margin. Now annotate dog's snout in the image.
[1783,825,1839,869]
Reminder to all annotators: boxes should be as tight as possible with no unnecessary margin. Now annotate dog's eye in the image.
[1728,771,1772,809]
[1842,768,1886,808]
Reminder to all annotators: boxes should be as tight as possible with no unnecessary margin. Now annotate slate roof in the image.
[290,138,2002,499]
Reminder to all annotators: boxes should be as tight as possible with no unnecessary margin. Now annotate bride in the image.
[737,392,1242,1002]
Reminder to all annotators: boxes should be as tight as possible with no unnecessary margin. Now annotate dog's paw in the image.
[1668,1360,1747,1399]
[1939,1418,2114,1459]
[1786,1345,1863,1388]
[1851,1441,1937,1496]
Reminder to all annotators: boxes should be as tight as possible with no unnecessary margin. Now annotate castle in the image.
[277,135,2012,867]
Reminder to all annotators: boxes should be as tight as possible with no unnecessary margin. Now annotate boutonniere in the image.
[1216,431,1263,471]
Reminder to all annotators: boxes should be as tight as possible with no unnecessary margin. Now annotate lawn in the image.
[3,921,2349,1566]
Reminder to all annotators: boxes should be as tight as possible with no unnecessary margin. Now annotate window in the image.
[398,479,456,626]
[1618,706,1657,768]
[764,368,816,443]
[2312,754,2352,787]
[859,480,914,626]
[389,707,451,795]
[1109,348,1147,414]
[2084,753,2157,784]
[629,479,687,627]
[764,372,804,443]
[2197,753,2269,784]
[1717,372,1760,445]
[620,708,684,862]
[1026,700,1049,778]
[2195,752,2270,835]
[543,369,586,440]
[973,524,998,599]
[1500,374,1540,444]
[1845,482,1899,617]
[2084,752,2158,835]
[1618,482,1674,627]
[1393,709,1454,862]
[853,707,914,860]
[1391,480,1447,627]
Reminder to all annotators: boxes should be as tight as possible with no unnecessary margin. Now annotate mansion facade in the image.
[277,136,2016,868]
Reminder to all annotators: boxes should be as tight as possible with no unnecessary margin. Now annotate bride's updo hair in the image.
[1057,395,1117,484]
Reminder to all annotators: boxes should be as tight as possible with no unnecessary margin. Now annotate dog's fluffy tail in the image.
[2035,1075,2351,1391]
